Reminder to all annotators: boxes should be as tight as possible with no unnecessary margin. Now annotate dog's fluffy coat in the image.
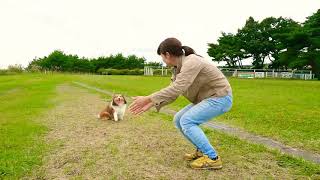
[98,94,127,121]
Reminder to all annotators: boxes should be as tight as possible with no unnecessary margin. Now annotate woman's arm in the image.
[149,57,203,111]
[129,57,203,115]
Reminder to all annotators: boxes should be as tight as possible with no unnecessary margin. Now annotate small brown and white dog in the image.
[98,94,127,121]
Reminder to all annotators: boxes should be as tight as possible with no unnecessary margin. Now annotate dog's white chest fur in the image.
[111,103,127,121]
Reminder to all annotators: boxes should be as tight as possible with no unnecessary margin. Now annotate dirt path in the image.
[27,84,318,179]
[27,84,199,179]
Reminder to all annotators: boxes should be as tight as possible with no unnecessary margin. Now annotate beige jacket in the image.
[150,54,232,112]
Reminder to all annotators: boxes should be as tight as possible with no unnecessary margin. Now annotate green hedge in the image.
[97,68,173,76]
[152,69,172,76]
[97,68,144,75]
[0,69,24,75]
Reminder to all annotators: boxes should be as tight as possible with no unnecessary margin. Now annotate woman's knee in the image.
[173,113,182,129]
[174,104,194,129]
[180,114,197,130]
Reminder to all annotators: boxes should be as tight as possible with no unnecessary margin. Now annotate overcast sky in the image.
[0,0,319,68]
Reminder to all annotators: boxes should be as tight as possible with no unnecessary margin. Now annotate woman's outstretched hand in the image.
[129,96,153,115]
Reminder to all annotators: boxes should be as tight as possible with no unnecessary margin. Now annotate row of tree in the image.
[27,50,162,73]
[207,9,320,77]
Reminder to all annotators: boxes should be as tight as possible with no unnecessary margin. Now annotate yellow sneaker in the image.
[184,149,203,161]
[190,155,222,170]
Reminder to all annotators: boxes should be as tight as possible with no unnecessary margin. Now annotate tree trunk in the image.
[310,59,320,79]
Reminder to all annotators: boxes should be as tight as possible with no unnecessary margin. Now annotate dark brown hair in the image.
[157,38,196,57]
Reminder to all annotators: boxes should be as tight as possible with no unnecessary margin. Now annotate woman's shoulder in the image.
[185,54,202,60]
[181,54,206,70]
[184,54,204,64]
[184,54,218,69]
[184,54,208,65]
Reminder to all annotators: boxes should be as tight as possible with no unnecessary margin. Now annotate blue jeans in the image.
[174,94,233,159]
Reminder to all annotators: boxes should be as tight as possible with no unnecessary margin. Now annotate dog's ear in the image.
[112,93,118,103]
[122,95,127,104]
[112,97,117,106]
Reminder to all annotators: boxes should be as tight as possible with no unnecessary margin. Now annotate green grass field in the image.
[1,73,319,179]
[74,74,320,153]
[0,74,70,178]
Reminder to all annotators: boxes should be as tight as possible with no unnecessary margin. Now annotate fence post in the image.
[310,70,312,80]
[254,69,256,78]
[292,70,294,79]
[272,69,274,78]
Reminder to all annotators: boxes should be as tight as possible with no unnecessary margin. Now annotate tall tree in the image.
[208,33,245,68]
[302,9,320,78]
[278,9,320,77]
[259,17,300,69]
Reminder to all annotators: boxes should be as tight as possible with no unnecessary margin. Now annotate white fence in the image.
[220,69,315,80]
[144,66,169,76]
[144,67,315,80]
[144,66,154,76]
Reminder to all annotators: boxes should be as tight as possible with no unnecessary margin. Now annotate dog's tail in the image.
[97,114,101,119]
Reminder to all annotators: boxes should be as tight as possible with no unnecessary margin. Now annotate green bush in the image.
[0,64,25,75]
[153,69,172,76]
[0,69,8,75]
[8,64,24,73]
[97,68,144,75]
[27,64,41,72]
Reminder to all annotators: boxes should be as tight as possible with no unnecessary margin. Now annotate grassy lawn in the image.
[27,82,320,179]
[0,74,68,179]
[1,73,319,179]
[72,74,320,153]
